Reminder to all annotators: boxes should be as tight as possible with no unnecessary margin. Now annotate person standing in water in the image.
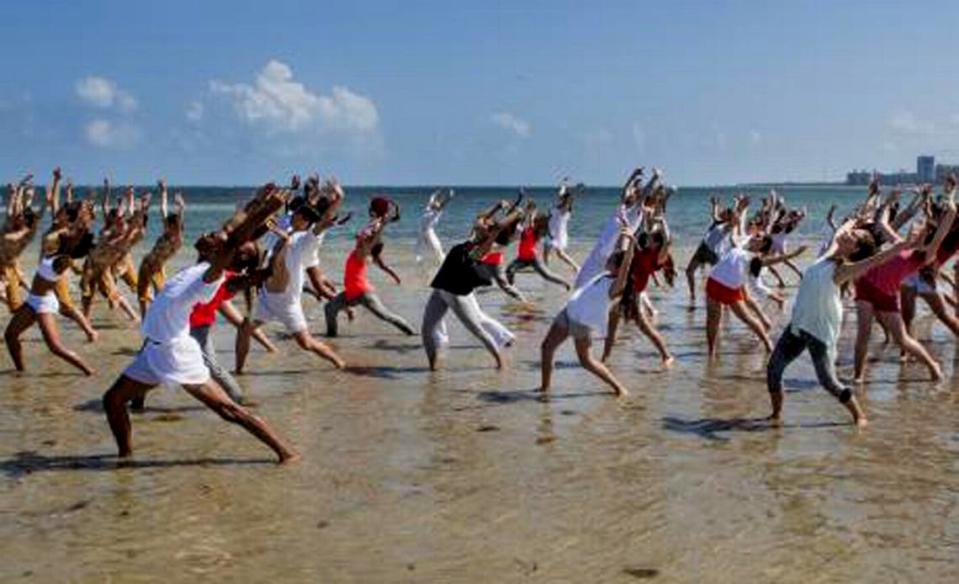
[5,200,97,376]
[540,229,637,397]
[325,197,417,338]
[543,180,580,274]
[505,199,571,290]
[766,219,925,428]
[136,180,185,316]
[415,189,453,265]
[102,184,298,464]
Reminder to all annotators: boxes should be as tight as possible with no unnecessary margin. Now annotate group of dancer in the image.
[4,166,959,464]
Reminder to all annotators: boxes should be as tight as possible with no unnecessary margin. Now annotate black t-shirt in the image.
[430,242,491,295]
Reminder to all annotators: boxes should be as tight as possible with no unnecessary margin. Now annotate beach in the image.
[2,189,959,583]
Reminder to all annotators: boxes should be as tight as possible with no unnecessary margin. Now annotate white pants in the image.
[435,293,514,349]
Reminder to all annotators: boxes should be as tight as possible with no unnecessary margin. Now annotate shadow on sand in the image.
[661,416,849,441]
[0,451,274,478]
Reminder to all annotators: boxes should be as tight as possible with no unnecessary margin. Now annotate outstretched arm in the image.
[49,167,62,215]
[158,179,168,218]
[761,245,808,267]
[609,232,637,299]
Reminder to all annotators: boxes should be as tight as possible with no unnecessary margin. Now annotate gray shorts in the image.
[691,241,719,266]
[554,308,594,340]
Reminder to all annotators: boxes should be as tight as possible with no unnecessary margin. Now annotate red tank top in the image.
[344,250,373,300]
[482,251,504,266]
[517,227,538,261]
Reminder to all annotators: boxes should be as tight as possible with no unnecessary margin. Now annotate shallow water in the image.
[2,201,959,582]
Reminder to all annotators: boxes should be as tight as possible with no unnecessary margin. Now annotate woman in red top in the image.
[324,208,416,338]
[505,202,571,291]
[852,192,956,382]
[601,229,675,367]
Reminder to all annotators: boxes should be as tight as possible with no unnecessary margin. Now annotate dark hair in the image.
[758,235,773,254]
[287,196,306,213]
[749,256,763,278]
[165,213,180,228]
[848,231,877,262]
[63,201,82,223]
[294,204,322,224]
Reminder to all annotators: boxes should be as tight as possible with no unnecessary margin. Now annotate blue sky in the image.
[1,0,957,186]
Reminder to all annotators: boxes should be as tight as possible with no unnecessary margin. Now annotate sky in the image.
[1,0,958,186]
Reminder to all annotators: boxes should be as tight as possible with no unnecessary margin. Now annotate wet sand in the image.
[2,241,959,582]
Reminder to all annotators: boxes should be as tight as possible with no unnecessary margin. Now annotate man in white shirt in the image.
[102,186,299,464]
[234,197,346,374]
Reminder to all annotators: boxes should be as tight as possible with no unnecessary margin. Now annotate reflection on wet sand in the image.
[2,243,958,582]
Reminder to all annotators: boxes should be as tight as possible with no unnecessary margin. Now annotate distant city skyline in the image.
[2,1,959,186]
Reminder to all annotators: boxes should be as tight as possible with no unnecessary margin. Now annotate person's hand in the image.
[290,174,301,191]
[52,167,61,181]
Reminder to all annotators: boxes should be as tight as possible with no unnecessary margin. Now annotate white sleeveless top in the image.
[36,256,60,283]
[789,257,842,355]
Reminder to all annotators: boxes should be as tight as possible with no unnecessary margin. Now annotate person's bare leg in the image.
[923,292,959,337]
[115,296,140,323]
[685,258,701,303]
[60,304,98,342]
[234,318,259,374]
[768,390,784,426]
[635,309,674,366]
[574,336,628,397]
[744,294,771,331]
[182,381,299,464]
[556,249,580,273]
[843,396,868,428]
[37,313,94,375]
[901,285,917,340]
[729,300,773,352]
[601,307,622,362]
[102,375,155,458]
[4,307,37,371]
[784,258,803,280]
[853,301,874,383]
[878,311,943,381]
[252,328,277,352]
[293,330,346,369]
[706,298,723,359]
[767,265,787,288]
[539,321,569,393]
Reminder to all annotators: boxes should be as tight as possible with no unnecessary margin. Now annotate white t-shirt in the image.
[703,223,729,253]
[709,247,750,289]
[565,273,615,334]
[789,257,842,356]
[576,203,643,288]
[262,230,321,306]
[548,207,571,249]
[142,263,223,343]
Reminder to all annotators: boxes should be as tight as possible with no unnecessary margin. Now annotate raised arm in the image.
[609,232,637,299]
[158,179,169,218]
[761,245,808,267]
[49,167,62,215]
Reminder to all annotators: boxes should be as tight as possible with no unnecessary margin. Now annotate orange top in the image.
[344,250,373,300]
[517,227,538,261]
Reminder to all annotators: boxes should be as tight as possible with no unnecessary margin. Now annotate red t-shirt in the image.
[482,251,504,266]
[517,227,538,261]
[189,271,237,328]
[631,247,662,293]
[860,249,924,296]
[344,249,373,300]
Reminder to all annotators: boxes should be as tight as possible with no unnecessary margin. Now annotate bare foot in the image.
[614,387,630,398]
[87,330,99,343]
[662,356,675,369]
[930,365,944,382]
[855,417,869,429]
[278,451,301,465]
[765,414,783,427]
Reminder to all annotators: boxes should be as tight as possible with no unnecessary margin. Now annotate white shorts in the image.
[123,337,210,386]
[255,291,308,333]
[545,234,568,252]
[26,292,59,315]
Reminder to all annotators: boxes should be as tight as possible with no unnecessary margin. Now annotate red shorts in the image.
[706,278,745,305]
[854,279,900,313]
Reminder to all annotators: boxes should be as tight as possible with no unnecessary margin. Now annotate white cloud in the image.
[186,100,204,122]
[889,110,933,135]
[490,112,531,138]
[208,60,378,134]
[85,119,140,148]
[749,129,762,145]
[76,76,137,112]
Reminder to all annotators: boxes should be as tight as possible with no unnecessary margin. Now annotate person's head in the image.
[369,196,393,219]
[22,207,38,229]
[718,207,734,222]
[230,241,261,272]
[194,229,229,261]
[746,234,773,254]
[836,228,876,261]
[287,195,306,214]
[290,204,322,230]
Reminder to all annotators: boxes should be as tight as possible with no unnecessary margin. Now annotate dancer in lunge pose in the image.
[415,189,453,265]
[540,229,636,397]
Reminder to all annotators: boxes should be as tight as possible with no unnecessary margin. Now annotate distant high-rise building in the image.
[918,155,935,182]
